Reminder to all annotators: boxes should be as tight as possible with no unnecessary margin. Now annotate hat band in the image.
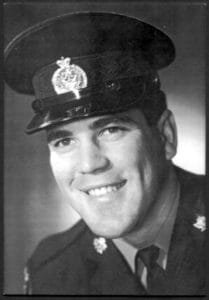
[32,74,159,114]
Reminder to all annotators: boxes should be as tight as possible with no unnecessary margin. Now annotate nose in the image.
[77,139,110,175]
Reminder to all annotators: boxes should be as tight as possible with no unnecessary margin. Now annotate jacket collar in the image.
[78,228,147,295]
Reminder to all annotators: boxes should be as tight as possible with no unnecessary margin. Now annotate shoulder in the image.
[27,219,88,272]
[169,167,206,295]
[174,166,206,241]
[175,166,205,208]
[175,166,205,188]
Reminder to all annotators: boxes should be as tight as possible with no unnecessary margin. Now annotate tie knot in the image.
[136,245,160,270]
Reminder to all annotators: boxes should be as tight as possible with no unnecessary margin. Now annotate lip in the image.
[81,179,127,194]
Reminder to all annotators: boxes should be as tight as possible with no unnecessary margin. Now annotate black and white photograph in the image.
[4,1,206,295]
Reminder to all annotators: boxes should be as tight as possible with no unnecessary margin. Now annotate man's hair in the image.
[139,90,167,125]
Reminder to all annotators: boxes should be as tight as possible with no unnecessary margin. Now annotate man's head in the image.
[4,12,177,238]
[47,107,177,238]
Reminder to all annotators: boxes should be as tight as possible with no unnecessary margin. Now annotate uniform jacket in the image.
[25,167,206,295]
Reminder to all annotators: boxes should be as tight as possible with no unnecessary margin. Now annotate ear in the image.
[157,109,177,160]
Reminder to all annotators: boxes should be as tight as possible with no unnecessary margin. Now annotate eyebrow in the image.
[89,115,138,130]
[47,130,72,144]
[47,115,138,143]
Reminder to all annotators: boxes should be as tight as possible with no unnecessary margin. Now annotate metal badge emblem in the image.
[93,237,107,254]
[51,57,88,99]
[193,215,206,232]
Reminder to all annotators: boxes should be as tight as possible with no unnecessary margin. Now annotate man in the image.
[4,12,206,295]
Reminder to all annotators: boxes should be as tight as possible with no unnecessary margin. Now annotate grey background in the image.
[4,1,206,294]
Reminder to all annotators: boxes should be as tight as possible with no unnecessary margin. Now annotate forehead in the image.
[46,109,147,135]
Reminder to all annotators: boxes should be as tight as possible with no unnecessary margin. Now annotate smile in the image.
[86,180,126,197]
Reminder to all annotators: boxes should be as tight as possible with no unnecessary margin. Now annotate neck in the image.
[123,165,179,248]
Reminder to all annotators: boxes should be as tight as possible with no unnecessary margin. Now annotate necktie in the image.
[135,245,167,295]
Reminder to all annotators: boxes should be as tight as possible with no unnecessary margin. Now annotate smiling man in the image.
[47,108,176,241]
[4,12,206,295]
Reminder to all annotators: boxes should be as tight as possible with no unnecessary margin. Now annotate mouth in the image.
[84,180,126,197]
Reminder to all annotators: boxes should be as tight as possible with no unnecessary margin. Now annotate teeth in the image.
[88,183,122,196]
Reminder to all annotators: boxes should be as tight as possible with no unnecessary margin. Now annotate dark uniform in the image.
[22,167,205,295]
[4,12,206,295]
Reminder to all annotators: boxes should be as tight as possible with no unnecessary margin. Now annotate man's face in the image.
[47,109,171,238]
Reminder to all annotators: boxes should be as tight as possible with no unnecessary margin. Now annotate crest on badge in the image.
[51,57,88,99]
[93,237,107,254]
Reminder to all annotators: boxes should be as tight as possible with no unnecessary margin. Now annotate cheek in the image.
[114,133,151,176]
[120,133,160,204]
[49,152,75,185]
[107,132,143,164]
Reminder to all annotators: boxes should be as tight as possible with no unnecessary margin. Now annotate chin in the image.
[88,225,117,238]
[87,220,132,239]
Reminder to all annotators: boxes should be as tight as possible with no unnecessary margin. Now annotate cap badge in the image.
[51,57,88,99]
[193,215,206,232]
[93,237,107,254]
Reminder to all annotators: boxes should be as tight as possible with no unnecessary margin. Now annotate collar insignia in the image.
[51,57,88,99]
[93,237,107,254]
[193,215,206,232]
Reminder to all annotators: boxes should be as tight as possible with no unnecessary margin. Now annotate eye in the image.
[99,126,127,141]
[101,127,121,135]
[53,137,75,149]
